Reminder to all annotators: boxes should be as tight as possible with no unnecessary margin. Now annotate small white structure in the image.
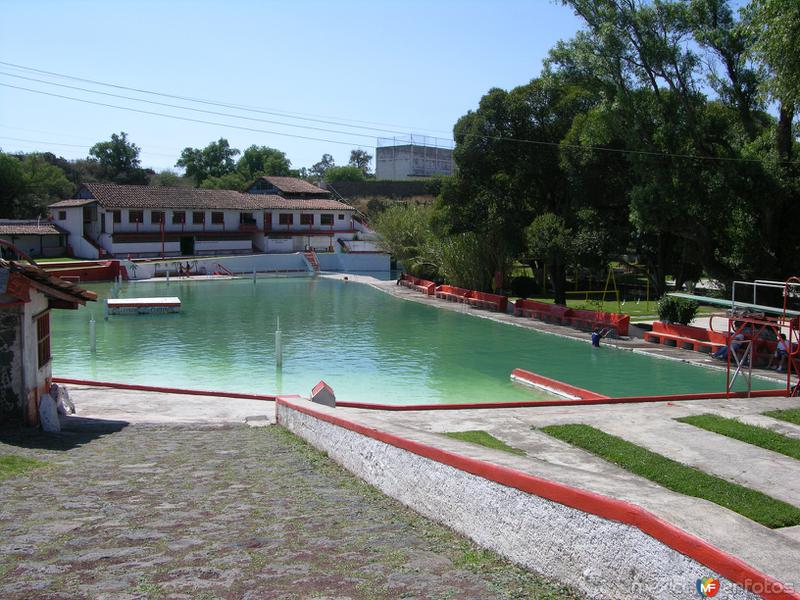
[107,297,181,315]
[0,257,95,426]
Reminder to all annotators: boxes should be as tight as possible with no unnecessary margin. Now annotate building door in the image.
[180,236,194,256]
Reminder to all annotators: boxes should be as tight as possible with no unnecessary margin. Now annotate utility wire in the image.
[0,135,176,159]
[2,66,797,166]
[0,60,454,138]
[0,82,374,148]
[0,71,438,144]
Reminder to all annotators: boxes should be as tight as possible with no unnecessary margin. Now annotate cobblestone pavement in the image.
[0,421,582,600]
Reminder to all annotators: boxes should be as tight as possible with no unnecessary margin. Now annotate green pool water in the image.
[50,277,778,405]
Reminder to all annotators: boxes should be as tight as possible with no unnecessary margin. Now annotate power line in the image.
[0,135,177,159]
[0,60,455,138]
[0,82,376,148]
[2,66,795,166]
[0,70,458,147]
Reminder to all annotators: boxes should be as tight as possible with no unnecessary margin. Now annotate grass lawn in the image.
[33,257,89,263]
[0,454,46,481]
[443,430,526,456]
[764,409,800,427]
[677,414,800,461]
[509,295,720,320]
[540,424,800,528]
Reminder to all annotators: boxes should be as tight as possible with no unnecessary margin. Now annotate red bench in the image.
[466,291,508,312]
[398,274,436,295]
[514,300,630,336]
[644,322,727,353]
[566,309,630,337]
[435,285,472,303]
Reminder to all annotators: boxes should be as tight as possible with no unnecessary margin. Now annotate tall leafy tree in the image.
[88,132,147,184]
[310,153,335,179]
[176,138,240,185]
[237,145,292,180]
[749,0,800,159]
[0,152,72,218]
[348,149,373,175]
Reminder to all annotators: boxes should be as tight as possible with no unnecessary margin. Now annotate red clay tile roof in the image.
[0,220,67,236]
[255,176,330,196]
[50,183,352,212]
[0,258,96,304]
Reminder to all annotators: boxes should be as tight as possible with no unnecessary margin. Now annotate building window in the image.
[211,212,224,224]
[129,210,143,223]
[338,214,344,220]
[58,210,66,220]
[172,211,186,224]
[279,213,293,225]
[36,311,51,368]
[300,214,314,226]
[112,210,121,223]
[151,210,164,224]
[320,214,334,226]
[193,211,205,225]
[240,212,255,225]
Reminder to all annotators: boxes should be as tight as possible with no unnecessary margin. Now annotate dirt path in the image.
[0,422,582,600]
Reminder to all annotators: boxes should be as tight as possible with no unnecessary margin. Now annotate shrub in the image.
[657,296,699,324]
[510,276,539,298]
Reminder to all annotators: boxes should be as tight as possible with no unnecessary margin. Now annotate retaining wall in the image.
[277,397,791,600]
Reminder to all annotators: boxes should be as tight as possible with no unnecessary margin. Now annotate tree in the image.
[88,132,148,184]
[176,138,240,185]
[348,149,373,175]
[0,152,26,217]
[310,153,335,179]
[0,152,72,218]
[237,145,292,180]
[750,0,800,159]
[201,172,248,190]
[150,169,188,187]
[324,165,366,182]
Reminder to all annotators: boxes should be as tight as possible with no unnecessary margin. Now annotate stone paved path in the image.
[0,422,582,600]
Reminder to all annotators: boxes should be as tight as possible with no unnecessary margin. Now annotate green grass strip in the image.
[443,430,526,456]
[677,414,800,461]
[0,454,47,481]
[540,424,800,528]
[763,408,800,427]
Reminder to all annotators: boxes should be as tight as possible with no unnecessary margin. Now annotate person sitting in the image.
[713,332,746,362]
[767,333,789,371]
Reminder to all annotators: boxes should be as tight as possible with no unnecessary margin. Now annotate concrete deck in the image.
[327,395,800,588]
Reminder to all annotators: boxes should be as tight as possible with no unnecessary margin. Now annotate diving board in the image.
[667,292,800,317]
[107,297,181,315]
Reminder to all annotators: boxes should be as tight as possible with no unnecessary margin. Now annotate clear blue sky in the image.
[0,0,584,174]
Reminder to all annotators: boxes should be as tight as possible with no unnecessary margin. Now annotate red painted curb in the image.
[52,378,276,401]
[277,397,799,600]
[335,388,787,411]
[511,368,609,400]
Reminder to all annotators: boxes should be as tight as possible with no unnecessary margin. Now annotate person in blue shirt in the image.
[591,328,610,347]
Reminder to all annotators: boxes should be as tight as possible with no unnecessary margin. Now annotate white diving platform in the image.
[107,297,181,315]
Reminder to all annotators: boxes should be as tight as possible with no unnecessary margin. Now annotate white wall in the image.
[318,252,390,273]
[21,292,51,419]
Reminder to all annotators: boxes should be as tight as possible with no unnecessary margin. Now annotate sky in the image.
[0,0,585,174]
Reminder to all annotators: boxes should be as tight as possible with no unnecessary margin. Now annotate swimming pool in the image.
[51,277,777,405]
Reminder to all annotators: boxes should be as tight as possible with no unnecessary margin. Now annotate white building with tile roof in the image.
[49,179,365,259]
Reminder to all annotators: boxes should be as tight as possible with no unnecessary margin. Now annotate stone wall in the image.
[0,308,22,420]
